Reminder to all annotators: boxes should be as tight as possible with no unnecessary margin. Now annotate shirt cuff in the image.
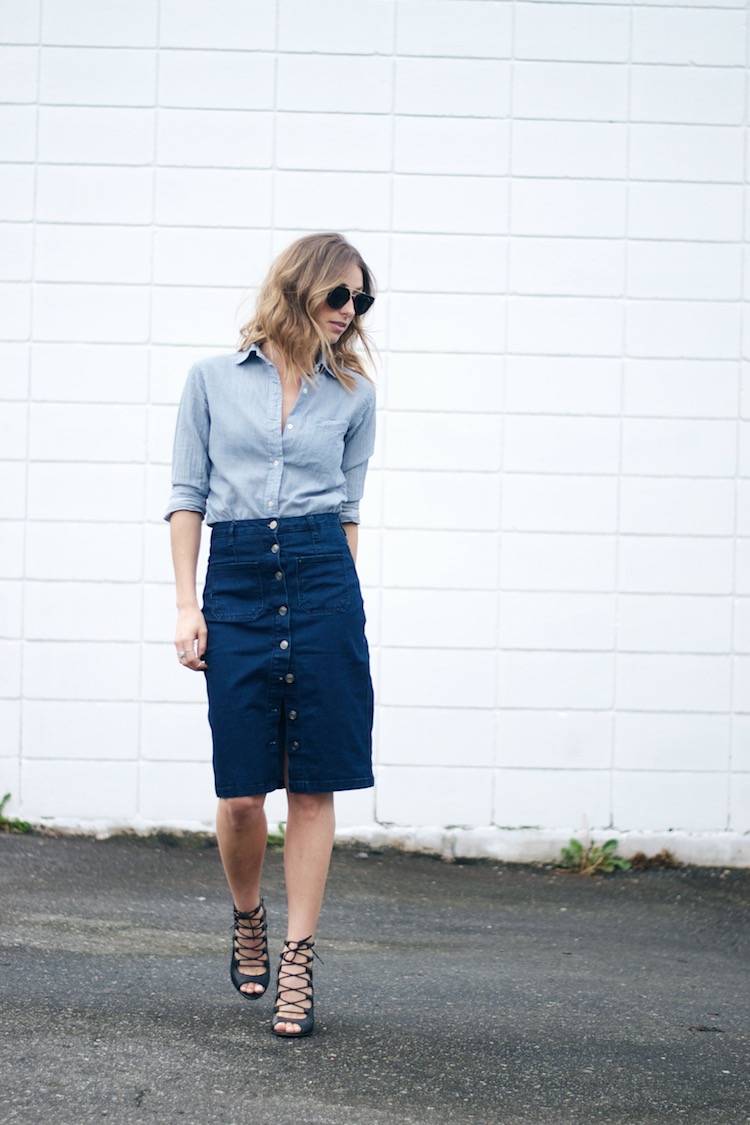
[164,487,207,522]
[339,501,360,525]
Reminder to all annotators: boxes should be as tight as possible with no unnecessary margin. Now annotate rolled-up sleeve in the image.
[164,365,211,522]
[339,385,376,525]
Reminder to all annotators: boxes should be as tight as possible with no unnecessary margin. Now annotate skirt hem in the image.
[215,775,374,798]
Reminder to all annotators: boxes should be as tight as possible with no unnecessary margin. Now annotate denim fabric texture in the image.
[165,344,376,526]
[203,515,374,797]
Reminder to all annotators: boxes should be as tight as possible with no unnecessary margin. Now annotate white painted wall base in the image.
[21,815,750,869]
[334,827,750,868]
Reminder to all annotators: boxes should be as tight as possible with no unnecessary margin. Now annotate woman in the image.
[165,232,377,1038]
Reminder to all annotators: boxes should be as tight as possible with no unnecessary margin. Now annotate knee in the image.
[221,795,266,831]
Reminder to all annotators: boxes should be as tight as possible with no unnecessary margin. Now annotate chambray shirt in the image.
[165,344,376,527]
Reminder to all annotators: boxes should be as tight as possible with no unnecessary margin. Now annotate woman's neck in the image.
[263,341,303,383]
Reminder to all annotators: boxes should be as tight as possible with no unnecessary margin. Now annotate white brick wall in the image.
[2,0,749,863]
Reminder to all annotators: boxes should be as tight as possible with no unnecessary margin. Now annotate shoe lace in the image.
[232,901,268,972]
[275,937,322,1018]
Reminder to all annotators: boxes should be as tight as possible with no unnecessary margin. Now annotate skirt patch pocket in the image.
[296,553,350,614]
[203,561,264,622]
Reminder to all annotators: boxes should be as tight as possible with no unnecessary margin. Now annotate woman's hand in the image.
[174,607,208,671]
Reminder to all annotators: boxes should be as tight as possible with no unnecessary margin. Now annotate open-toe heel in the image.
[231,899,270,1000]
[272,936,320,1038]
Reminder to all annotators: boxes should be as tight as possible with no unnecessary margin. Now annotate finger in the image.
[175,643,207,672]
[197,624,208,669]
[186,645,207,671]
[175,641,197,669]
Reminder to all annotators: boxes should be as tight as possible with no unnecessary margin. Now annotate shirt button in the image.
[291,740,299,750]
[285,673,295,683]
[275,571,283,581]
[278,605,288,616]
[287,423,294,430]
[288,710,297,720]
[279,640,289,650]
[271,543,279,554]
[268,519,278,529]
[273,459,280,467]
[302,388,308,395]
[267,501,273,509]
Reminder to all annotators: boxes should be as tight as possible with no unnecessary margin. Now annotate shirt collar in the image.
[235,343,336,379]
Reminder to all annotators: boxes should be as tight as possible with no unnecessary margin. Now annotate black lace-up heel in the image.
[231,900,270,1000]
[271,936,321,1037]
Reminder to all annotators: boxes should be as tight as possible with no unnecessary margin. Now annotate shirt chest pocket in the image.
[296,420,348,480]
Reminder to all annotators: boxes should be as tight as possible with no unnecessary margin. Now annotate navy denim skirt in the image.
[202,514,374,798]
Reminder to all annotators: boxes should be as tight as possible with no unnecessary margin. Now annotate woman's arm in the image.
[170,509,208,671]
[342,522,358,563]
[339,385,376,532]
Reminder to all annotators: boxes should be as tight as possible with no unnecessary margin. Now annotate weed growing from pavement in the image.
[557,837,631,876]
[0,793,31,834]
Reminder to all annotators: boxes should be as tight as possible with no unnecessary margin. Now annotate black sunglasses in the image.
[326,285,375,317]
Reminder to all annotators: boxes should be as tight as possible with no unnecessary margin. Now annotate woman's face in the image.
[313,261,365,344]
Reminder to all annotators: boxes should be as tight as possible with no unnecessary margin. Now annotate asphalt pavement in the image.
[1,832,748,1125]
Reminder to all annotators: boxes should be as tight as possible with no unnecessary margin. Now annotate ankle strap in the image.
[233,899,265,922]
[282,937,323,964]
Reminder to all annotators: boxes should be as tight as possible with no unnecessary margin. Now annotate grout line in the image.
[725,0,750,829]
[610,0,637,824]
[16,0,44,818]
[133,0,164,823]
[497,0,518,764]
[371,0,398,800]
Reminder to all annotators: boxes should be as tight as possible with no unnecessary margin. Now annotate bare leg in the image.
[284,791,335,938]
[216,795,268,995]
[275,791,335,1033]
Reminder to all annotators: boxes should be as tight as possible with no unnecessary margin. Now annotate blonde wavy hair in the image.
[239,232,376,392]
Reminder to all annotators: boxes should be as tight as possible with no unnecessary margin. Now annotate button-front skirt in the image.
[202,514,374,797]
